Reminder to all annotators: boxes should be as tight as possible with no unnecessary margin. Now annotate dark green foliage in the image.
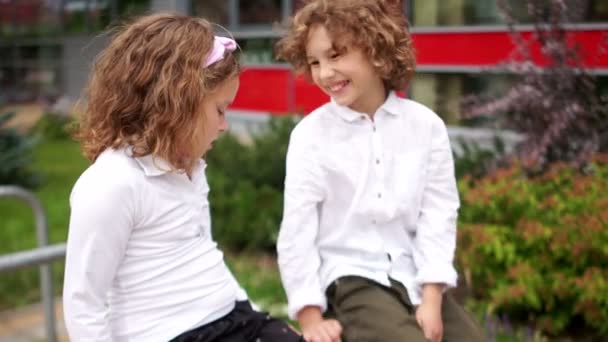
[205,116,297,251]
[454,136,508,179]
[31,112,73,141]
[0,112,42,189]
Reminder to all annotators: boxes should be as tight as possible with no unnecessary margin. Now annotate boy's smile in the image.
[305,24,386,116]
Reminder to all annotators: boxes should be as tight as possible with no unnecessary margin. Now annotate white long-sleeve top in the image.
[277,92,460,320]
[63,148,247,342]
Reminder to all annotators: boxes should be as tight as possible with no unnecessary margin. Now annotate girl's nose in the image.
[219,117,229,132]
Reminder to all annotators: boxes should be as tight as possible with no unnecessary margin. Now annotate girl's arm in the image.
[63,172,136,341]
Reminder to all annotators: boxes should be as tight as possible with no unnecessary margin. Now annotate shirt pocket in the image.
[320,144,364,194]
[390,150,428,227]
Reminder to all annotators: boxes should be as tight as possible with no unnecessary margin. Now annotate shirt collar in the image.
[329,91,401,122]
[130,149,206,177]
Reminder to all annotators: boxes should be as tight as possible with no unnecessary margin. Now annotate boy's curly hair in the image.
[75,13,240,174]
[275,0,415,91]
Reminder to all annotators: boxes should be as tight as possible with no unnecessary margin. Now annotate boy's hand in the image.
[298,306,342,342]
[416,284,444,342]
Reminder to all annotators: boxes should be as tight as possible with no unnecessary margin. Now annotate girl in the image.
[275,1,486,341]
[63,13,301,342]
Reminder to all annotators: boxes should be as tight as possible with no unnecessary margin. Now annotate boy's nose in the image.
[319,63,335,80]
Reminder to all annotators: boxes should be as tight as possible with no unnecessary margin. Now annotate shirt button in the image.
[372,219,377,224]
[360,115,366,120]
[377,192,382,198]
[372,125,376,132]
[376,158,380,164]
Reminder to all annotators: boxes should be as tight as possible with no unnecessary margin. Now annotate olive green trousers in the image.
[324,276,487,342]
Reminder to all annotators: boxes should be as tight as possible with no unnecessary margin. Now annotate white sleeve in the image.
[277,126,327,320]
[412,118,459,289]
[63,172,136,341]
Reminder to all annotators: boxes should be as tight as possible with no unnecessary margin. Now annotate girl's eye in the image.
[217,108,225,116]
[330,52,341,59]
[308,60,319,67]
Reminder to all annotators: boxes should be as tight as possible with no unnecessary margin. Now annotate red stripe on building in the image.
[413,30,608,68]
[231,68,291,113]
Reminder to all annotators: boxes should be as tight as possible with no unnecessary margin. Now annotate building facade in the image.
[1,0,607,123]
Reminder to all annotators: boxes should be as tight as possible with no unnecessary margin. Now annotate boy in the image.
[275,1,486,341]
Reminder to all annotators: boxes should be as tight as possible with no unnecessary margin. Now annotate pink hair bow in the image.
[204,36,238,67]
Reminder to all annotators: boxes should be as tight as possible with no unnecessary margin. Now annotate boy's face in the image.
[306,24,385,114]
[196,76,239,157]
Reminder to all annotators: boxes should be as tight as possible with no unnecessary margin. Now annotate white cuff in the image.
[414,264,458,289]
[287,288,327,320]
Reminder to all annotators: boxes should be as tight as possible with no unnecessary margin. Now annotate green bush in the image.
[31,112,73,141]
[453,136,508,180]
[456,155,608,338]
[206,116,298,251]
[0,111,42,188]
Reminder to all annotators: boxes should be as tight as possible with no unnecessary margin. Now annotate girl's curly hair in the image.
[276,0,415,91]
[75,13,240,174]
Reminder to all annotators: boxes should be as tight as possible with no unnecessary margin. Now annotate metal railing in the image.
[0,185,66,342]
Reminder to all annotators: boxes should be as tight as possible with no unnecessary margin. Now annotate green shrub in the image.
[31,112,73,141]
[206,116,298,251]
[0,112,42,188]
[456,155,608,338]
[454,136,508,180]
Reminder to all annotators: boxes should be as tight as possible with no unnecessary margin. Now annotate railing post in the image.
[0,185,57,342]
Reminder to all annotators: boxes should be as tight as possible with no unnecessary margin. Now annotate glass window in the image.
[62,0,148,34]
[409,72,514,125]
[237,38,278,64]
[584,0,608,22]
[410,0,608,26]
[239,0,282,26]
[0,0,62,37]
[192,0,229,26]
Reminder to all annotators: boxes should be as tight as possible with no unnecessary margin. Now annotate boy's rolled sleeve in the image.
[277,126,327,320]
[412,118,459,289]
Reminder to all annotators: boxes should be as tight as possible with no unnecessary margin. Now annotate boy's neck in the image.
[349,86,389,118]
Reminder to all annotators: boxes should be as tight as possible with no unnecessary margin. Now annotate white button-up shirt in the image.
[277,92,460,320]
[63,148,247,342]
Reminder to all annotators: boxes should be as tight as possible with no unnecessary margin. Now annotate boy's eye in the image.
[217,108,225,116]
[308,60,319,67]
[330,52,341,59]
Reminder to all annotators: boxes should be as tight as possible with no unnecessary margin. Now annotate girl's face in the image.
[195,76,240,157]
[305,24,386,115]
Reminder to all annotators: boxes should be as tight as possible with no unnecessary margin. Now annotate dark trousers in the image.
[324,276,487,342]
[170,301,303,342]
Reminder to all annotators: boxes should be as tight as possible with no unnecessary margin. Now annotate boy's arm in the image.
[277,125,327,321]
[63,175,135,342]
[416,283,445,342]
[412,117,459,292]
